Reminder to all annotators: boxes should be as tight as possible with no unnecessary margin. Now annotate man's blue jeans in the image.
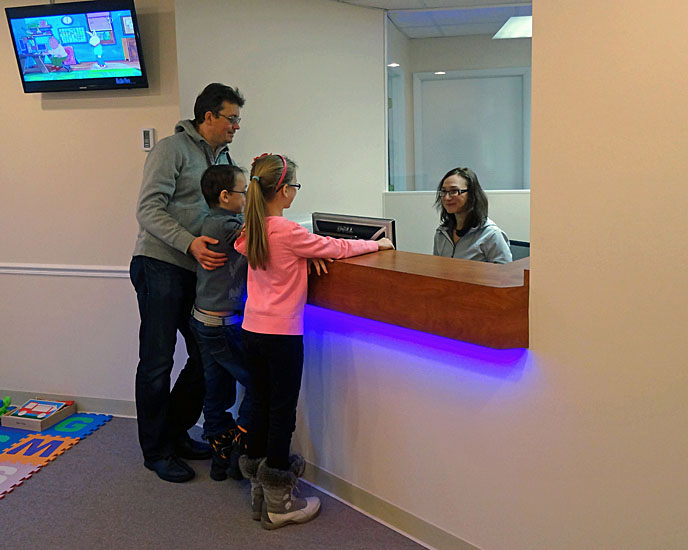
[189,317,253,438]
[130,256,204,461]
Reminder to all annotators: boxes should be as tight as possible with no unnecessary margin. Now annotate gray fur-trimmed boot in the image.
[239,455,265,521]
[257,457,320,530]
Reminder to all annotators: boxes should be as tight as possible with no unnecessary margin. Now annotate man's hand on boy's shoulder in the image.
[189,236,227,270]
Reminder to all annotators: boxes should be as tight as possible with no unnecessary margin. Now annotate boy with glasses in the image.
[190,164,253,482]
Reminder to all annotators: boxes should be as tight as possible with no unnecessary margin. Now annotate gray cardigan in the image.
[132,120,231,271]
[433,218,512,263]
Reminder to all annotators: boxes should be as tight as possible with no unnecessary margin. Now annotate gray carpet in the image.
[0,417,425,549]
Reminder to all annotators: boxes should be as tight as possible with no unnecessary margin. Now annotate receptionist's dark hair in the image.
[434,167,488,232]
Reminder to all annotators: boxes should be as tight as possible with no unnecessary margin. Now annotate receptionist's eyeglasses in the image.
[439,188,469,198]
[217,113,242,125]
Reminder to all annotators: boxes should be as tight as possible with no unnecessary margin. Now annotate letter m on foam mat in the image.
[0,434,78,467]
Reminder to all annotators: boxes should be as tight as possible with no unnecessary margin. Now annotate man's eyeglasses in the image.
[227,190,247,195]
[217,113,241,125]
[439,188,469,198]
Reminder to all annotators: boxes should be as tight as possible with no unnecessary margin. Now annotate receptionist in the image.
[432,167,512,264]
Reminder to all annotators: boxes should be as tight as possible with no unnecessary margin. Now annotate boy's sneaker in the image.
[174,434,211,460]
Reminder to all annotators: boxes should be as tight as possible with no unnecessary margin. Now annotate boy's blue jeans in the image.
[190,317,253,438]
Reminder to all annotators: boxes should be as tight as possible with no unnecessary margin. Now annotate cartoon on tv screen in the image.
[10,10,142,82]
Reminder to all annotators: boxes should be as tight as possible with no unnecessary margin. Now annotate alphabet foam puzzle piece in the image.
[0,425,34,453]
[42,412,112,439]
[0,461,41,499]
[0,411,111,499]
[0,434,78,467]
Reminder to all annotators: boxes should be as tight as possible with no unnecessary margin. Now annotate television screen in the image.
[312,212,396,248]
[5,0,148,93]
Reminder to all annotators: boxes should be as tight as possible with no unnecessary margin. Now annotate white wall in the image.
[174,0,386,224]
[410,33,531,74]
[386,21,414,189]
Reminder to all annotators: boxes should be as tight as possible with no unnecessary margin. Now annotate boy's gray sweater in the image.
[132,120,231,271]
[194,208,247,313]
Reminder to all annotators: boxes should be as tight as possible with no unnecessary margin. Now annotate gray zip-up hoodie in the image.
[433,218,512,264]
[132,120,231,271]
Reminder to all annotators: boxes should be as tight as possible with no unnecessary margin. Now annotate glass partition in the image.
[386,6,532,192]
[384,5,532,255]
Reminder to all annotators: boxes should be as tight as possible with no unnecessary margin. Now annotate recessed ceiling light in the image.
[434,71,446,75]
[493,16,532,39]
[387,62,400,68]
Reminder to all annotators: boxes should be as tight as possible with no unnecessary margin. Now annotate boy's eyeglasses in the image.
[439,188,469,197]
[227,190,247,195]
[217,113,242,125]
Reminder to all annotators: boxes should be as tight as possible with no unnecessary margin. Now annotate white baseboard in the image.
[0,263,129,278]
[0,389,136,417]
[304,463,479,550]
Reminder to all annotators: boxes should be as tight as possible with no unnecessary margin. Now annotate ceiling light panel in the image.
[493,15,532,39]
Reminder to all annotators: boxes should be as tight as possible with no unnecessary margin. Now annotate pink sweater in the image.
[234,216,379,335]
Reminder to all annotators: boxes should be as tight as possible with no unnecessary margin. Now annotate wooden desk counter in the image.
[307,251,529,349]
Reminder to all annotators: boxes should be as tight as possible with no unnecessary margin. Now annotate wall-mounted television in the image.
[5,0,148,93]
[312,212,396,248]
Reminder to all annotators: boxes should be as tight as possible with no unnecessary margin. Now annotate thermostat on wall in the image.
[142,128,156,151]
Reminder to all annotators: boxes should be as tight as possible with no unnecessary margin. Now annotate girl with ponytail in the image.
[235,154,393,530]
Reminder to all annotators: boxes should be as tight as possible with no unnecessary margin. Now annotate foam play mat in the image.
[0,412,111,499]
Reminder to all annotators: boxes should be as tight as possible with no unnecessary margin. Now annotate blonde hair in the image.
[244,154,297,269]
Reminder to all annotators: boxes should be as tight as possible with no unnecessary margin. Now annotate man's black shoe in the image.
[144,456,195,483]
[175,436,211,460]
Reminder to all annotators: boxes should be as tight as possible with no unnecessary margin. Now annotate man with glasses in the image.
[130,83,245,483]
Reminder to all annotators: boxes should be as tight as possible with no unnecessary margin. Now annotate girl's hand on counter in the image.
[376,238,395,251]
[308,257,334,275]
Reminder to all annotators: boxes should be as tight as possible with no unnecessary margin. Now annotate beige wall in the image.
[0,0,180,405]
[2,1,687,549]
[528,1,688,548]
[0,0,180,266]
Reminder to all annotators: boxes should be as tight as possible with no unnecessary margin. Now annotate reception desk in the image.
[307,251,529,349]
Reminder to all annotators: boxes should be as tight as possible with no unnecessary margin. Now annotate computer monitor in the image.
[312,212,396,248]
[510,240,530,260]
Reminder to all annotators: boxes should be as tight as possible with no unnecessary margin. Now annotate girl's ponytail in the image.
[244,154,297,270]
[245,174,269,269]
